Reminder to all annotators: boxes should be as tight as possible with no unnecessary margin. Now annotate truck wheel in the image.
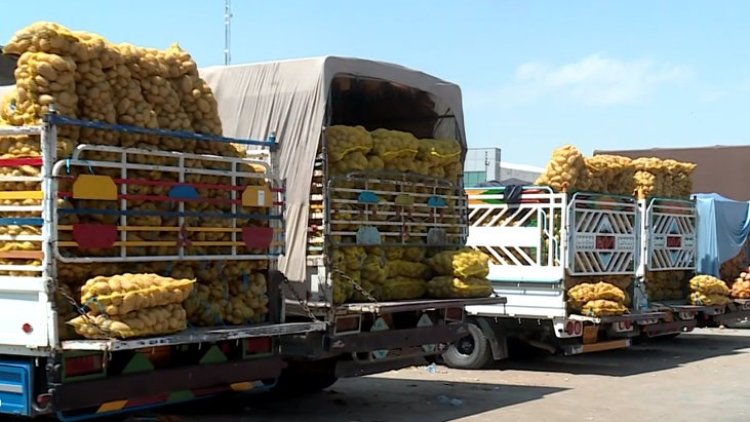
[272,358,339,396]
[442,322,493,369]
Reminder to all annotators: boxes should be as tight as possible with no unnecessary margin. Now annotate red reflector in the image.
[22,323,33,334]
[245,337,272,354]
[445,307,464,321]
[65,354,103,378]
[335,316,360,332]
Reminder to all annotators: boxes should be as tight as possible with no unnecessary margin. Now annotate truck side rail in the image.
[567,191,638,276]
[642,197,697,271]
[466,185,566,282]
[0,114,324,352]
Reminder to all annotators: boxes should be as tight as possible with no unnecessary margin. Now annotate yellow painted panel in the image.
[241,185,272,208]
[73,175,118,200]
[0,191,43,200]
[580,339,629,353]
[230,381,254,392]
[97,400,128,413]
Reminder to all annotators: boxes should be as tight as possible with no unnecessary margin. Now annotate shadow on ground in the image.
[122,378,566,422]
[493,329,750,377]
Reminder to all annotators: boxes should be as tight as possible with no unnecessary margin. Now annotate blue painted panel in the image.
[0,361,32,416]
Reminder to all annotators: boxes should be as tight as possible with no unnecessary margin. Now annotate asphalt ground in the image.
[121,327,750,422]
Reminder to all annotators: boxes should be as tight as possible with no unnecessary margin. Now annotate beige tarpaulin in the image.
[200,56,466,283]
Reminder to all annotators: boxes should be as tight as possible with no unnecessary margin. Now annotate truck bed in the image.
[61,322,325,352]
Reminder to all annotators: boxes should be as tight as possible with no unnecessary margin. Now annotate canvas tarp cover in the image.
[200,56,466,282]
[694,193,750,277]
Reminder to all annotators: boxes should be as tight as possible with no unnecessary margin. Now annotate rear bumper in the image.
[642,319,696,337]
[562,339,630,356]
[53,356,284,411]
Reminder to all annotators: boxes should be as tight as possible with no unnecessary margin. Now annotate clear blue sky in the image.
[3,1,749,167]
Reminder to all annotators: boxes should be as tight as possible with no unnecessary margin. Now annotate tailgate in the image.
[0,125,53,350]
[0,277,52,349]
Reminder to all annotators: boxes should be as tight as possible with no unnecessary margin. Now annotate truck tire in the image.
[272,358,339,396]
[442,322,493,369]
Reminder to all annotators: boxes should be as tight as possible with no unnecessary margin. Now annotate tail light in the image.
[616,320,633,331]
[445,307,464,322]
[64,354,104,378]
[564,320,582,336]
[334,315,362,335]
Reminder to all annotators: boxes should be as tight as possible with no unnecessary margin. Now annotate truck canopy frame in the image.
[200,56,467,284]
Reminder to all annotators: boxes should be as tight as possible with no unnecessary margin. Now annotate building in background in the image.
[464,148,543,186]
[498,161,543,185]
[464,148,501,186]
[0,47,15,85]
[596,145,750,200]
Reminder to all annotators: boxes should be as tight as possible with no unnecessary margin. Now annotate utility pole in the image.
[224,0,232,65]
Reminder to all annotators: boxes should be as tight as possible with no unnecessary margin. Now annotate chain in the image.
[280,275,320,322]
[331,267,378,303]
[59,288,115,339]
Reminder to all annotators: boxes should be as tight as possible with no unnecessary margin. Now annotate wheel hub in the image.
[457,335,475,355]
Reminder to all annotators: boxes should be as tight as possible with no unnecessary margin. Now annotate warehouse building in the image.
[596,145,750,201]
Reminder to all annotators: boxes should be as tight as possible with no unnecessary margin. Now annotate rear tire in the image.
[442,322,493,369]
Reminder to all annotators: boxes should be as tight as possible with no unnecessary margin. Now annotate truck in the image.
[0,43,503,417]
[593,147,750,334]
[631,194,750,337]
[630,196,708,338]
[0,114,325,420]
[441,185,670,369]
[200,56,505,389]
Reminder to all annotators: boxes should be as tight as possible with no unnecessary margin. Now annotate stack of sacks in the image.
[534,144,695,199]
[720,246,748,284]
[535,145,590,192]
[730,266,750,299]
[584,155,636,196]
[0,22,272,332]
[645,271,687,301]
[632,157,696,199]
[190,261,269,326]
[689,274,731,306]
[325,125,463,182]
[323,125,464,304]
[568,282,629,316]
[331,246,431,304]
[426,248,493,298]
[68,273,194,339]
[380,247,431,301]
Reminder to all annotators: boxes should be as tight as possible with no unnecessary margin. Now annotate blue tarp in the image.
[694,193,750,276]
